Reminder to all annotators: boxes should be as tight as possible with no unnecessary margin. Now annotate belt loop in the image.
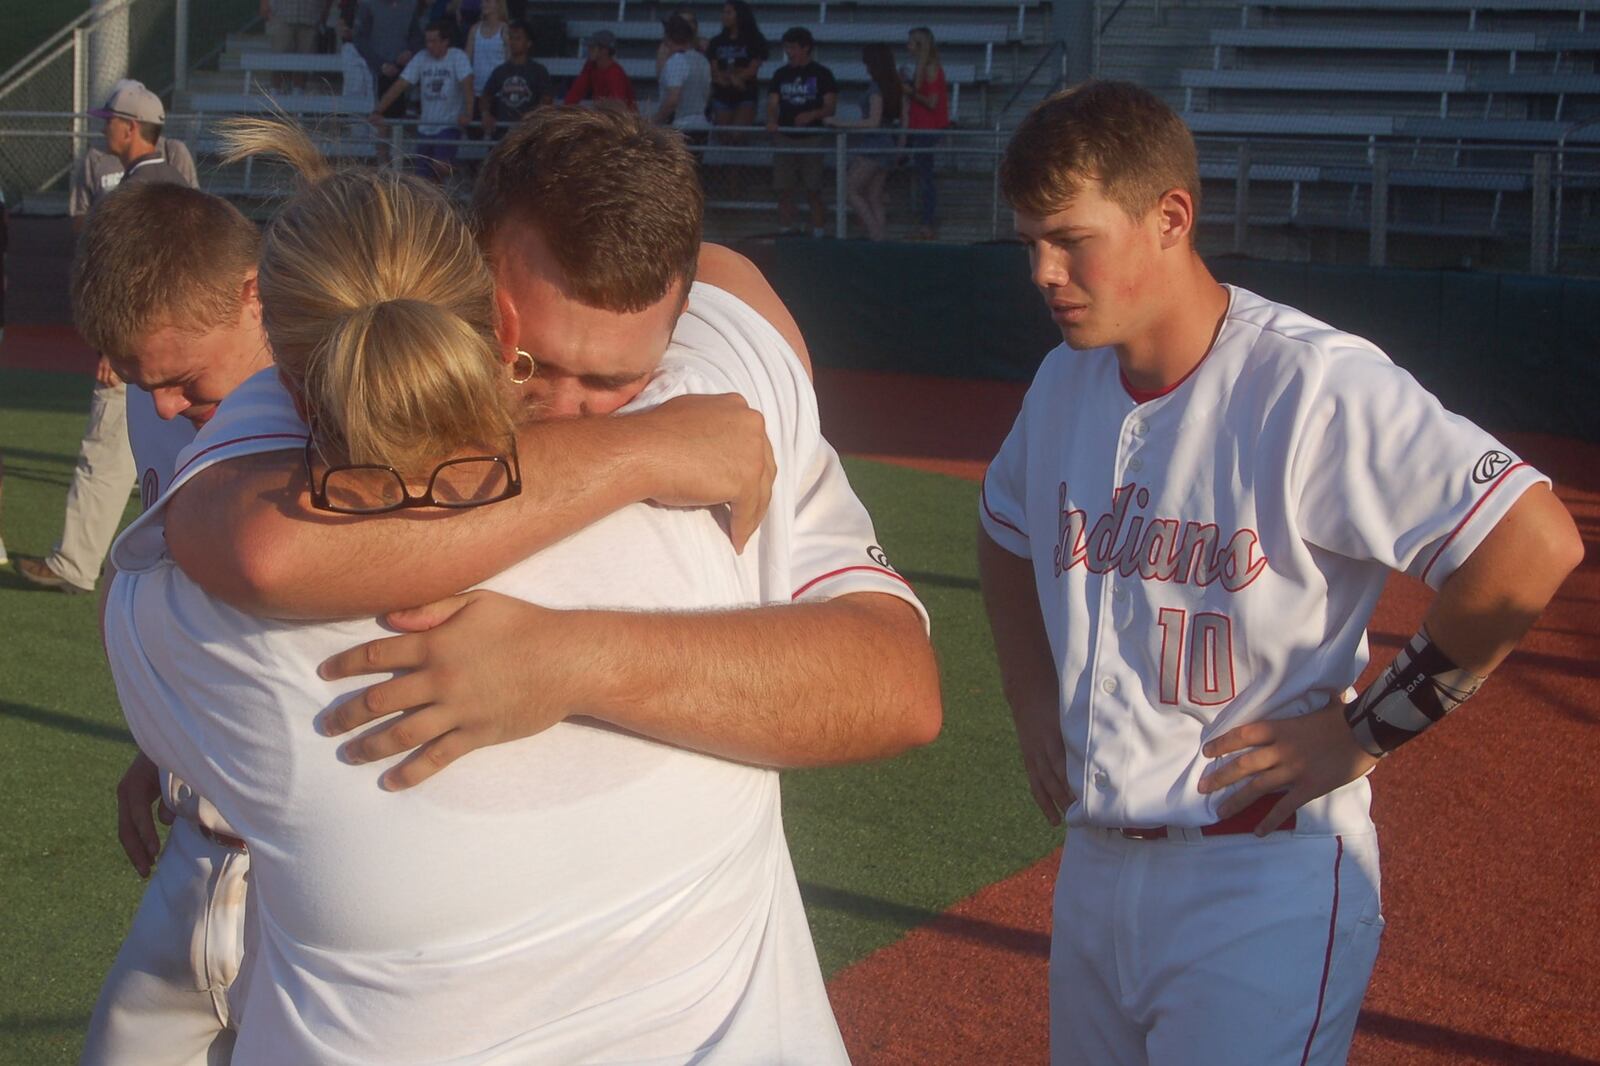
[1177,826,1206,845]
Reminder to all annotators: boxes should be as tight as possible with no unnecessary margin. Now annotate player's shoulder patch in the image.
[1471,448,1515,485]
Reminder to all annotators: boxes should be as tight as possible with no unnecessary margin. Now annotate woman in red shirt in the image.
[903,26,947,240]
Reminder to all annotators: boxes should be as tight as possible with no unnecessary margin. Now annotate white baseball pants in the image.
[81,817,250,1066]
[48,382,136,591]
[1050,827,1382,1066]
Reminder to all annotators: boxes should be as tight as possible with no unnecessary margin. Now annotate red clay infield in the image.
[819,367,1600,1066]
[7,332,1596,1064]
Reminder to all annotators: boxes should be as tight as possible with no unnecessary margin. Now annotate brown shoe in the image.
[15,556,93,594]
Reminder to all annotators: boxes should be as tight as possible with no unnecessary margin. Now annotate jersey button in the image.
[1127,457,1144,473]
[175,783,192,803]
[1101,677,1119,694]
[1112,586,1128,603]
[1094,769,1112,791]
[1131,420,1148,437]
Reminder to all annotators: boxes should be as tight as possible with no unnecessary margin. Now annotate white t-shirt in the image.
[107,284,921,1064]
[401,47,473,134]
[980,285,1546,835]
[661,49,712,130]
[340,41,375,109]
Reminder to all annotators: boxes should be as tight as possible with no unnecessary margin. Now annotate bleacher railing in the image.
[5,111,1599,276]
[0,0,258,208]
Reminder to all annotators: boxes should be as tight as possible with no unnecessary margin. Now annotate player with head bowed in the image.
[100,109,938,1062]
[75,176,790,1063]
[978,81,1582,1065]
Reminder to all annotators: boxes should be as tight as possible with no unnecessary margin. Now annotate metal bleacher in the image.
[1162,0,1600,263]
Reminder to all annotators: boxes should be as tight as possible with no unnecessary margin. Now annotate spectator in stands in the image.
[903,26,948,240]
[479,19,552,139]
[655,9,707,80]
[370,19,474,181]
[825,43,904,241]
[655,15,712,138]
[18,84,195,594]
[339,18,378,151]
[766,26,836,237]
[261,0,334,90]
[708,1,767,133]
[353,0,423,125]
[70,80,197,230]
[463,0,507,162]
[563,30,635,110]
[467,0,507,105]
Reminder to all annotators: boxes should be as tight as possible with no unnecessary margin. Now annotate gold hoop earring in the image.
[509,348,535,384]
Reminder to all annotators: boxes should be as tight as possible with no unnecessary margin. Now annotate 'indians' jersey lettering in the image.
[1053,481,1268,590]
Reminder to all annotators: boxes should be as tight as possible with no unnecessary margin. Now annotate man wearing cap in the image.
[17,83,197,595]
[562,30,635,109]
[70,81,197,231]
[95,84,191,188]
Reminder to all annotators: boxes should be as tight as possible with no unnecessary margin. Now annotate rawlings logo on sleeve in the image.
[1052,482,1268,591]
[1472,450,1512,485]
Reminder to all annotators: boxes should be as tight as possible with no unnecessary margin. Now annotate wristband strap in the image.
[1344,628,1485,758]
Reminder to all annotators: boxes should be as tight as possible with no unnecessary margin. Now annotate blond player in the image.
[979,82,1582,1065]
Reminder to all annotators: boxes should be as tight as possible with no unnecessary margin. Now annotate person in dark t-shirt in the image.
[479,19,552,138]
[707,0,767,130]
[765,26,836,236]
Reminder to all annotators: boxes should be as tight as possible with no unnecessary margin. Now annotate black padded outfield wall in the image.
[733,240,1600,442]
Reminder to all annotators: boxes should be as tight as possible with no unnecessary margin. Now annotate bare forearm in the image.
[167,417,658,619]
[583,593,941,766]
[978,529,1057,713]
[1423,483,1583,675]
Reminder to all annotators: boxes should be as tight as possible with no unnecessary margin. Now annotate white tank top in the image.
[470,22,507,92]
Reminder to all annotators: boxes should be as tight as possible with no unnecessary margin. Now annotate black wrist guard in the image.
[1344,629,1486,758]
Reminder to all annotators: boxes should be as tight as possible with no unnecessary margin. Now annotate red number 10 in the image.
[1156,608,1237,707]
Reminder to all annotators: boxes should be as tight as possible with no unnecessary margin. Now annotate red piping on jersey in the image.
[1300,835,1344,1066]
[793,565,912,600]
[980,470,1027,539]
[1119,352,1209,405]
[172,433,308,480]
[1418,462,1528,585]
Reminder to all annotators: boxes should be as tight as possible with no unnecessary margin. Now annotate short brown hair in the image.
[1000,80,1200,223]
[72,183,260,357]
[473,102,702,313]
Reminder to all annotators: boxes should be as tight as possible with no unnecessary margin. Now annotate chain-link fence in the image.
[0,0,257,208]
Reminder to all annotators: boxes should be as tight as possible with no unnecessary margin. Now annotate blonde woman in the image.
[467,0,508,100]
[99,117,854,1063]
[903,26,949,239]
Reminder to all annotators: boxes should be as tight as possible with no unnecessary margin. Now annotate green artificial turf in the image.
[0,367,1059,1062]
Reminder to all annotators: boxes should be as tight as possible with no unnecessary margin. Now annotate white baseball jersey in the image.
[85,388,249,1066]
[106,284,921,1064]
[981,284,1547,834]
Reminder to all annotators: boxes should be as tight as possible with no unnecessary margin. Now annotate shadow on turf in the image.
[898,569,979,593]
[0,699,132,745]
[1358,1009,1599,1065]
[0,374,96,416]
[800,882,1050,958]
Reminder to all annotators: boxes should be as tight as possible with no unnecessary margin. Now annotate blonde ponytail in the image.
[219,117,512,476]
[217,115,334,188]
